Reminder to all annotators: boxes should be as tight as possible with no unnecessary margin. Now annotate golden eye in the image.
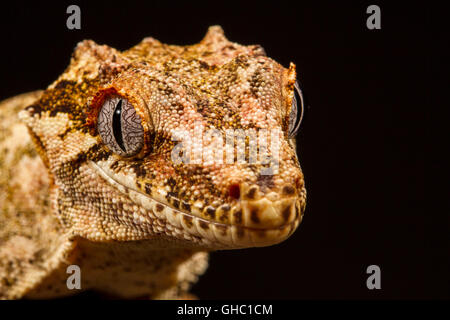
[97,96,144,156]
[288,81,305,138]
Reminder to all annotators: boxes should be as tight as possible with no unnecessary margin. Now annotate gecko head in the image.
[20,26,306,249]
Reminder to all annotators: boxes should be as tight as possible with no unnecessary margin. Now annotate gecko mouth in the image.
[88,160,303,248]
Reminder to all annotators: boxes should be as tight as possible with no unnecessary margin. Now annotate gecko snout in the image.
[236,182,303,230]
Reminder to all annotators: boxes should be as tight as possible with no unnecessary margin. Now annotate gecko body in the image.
[0,26,306,299]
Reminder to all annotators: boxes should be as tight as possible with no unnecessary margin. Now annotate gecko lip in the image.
[88,160,303,248]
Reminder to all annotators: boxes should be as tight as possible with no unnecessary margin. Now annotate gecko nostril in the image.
[228,183,240,200]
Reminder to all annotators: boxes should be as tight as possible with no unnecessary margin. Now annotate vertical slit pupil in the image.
[113,99,126,152]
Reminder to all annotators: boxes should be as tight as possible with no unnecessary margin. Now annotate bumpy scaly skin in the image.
[0,26,306,299]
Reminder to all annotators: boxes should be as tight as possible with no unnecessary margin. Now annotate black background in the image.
[0,1,444,299]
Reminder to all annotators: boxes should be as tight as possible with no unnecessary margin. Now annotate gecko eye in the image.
[97,96,144,156]
[288,81,305,138]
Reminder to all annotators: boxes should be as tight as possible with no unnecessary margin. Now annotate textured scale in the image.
[0,26,306,299]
